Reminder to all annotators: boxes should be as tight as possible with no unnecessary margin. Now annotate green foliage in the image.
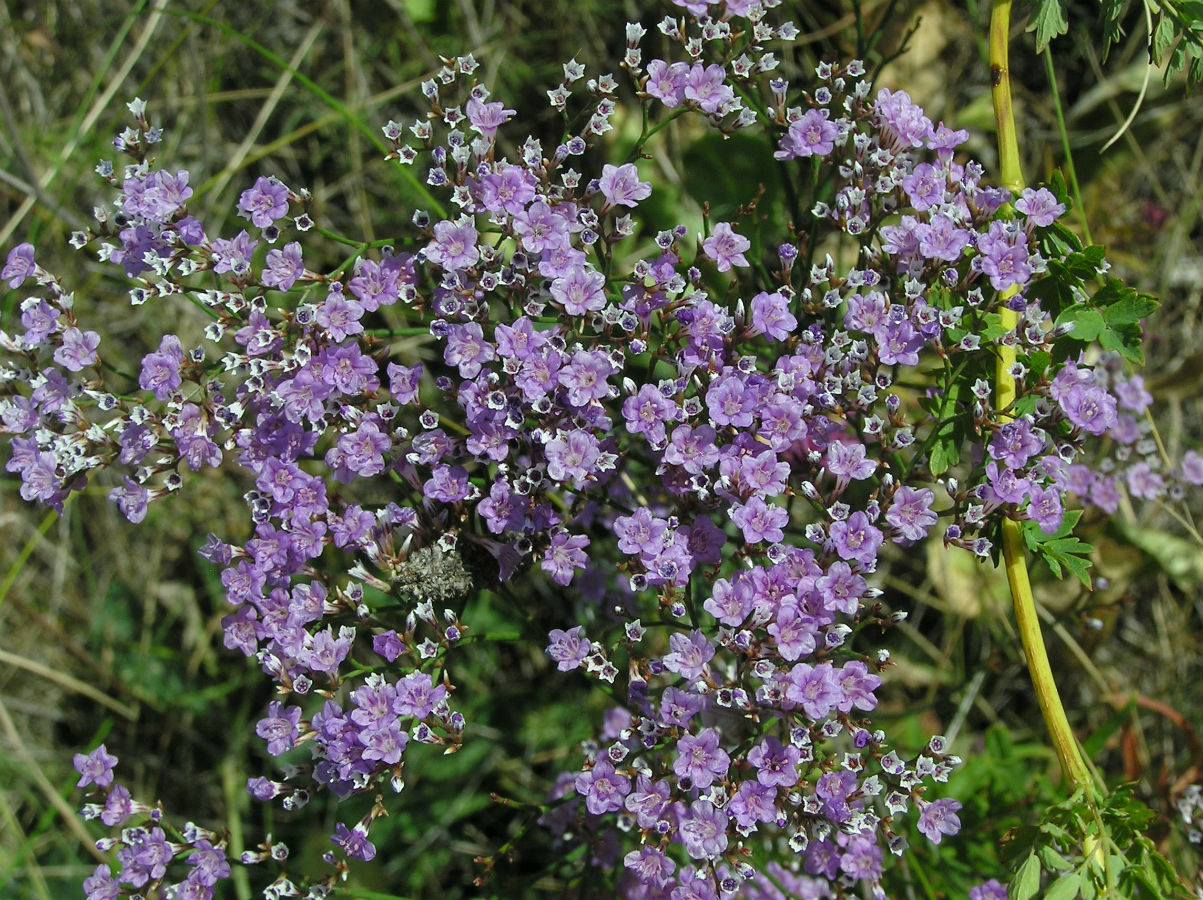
[1022,510,1095,588]
[1030,0,1203,88]
[1002,786,1194,900]
[1030,0,1070,52]
[1054,280,1159,365]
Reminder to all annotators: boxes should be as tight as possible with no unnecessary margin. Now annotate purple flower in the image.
[702,221,750,272]
[545,429,602,487]
[443,321,495,378]
[73,743,118,789]
[550,264,606,315]
[477,164,536,215]
[559,349,613,407]
[747,736,800,787]
[1015,186,1065,227]
[623,846,675,887]
[262,241,305,290]
[976,220,1031,292]
[466,97,515,138]
[109,477,150,524]
[659,687,704,727]
[332,822,377,861]
[1180,450,1203,486]
[394,671,446,718]
[749,290,798,341]
[210,230,258,276]
[575,760,631,815]
[740,449,790,497]
[425,217,479,271]
[83,865,119,900]
[546,625,591,672]
[919,214,972,261]
[684,63,734,114]
[19,299,58,348]
[625,775,673,828]
[732,496,788,545]
[188,840,231,886]
[622,384,677,446]
[837,660,882,712]
[370,630,404,664]
[1027,485,1064,534]
[2,242,36,288]
[706,372,756,428]
[598,162,652,208]
[53,327,100,371]
[885,485,937,542]
[423,464,470,502]
[662,630,715,682]
[776,107,839,159]
[902,162,945,210]
[828,511,883,566]
[729,779,777,829]
[139,334,184,400]
[116,826,171,887]
[1059,382,1117,435]
[917,797,962,844]
[237,176,290,228]
[542,531,589,586]
[969,879,1009,900]
[673,728,730,789]
[785,661,842,719]
[816,560,865,616]
[677,799,729,860]
[826,440,876,490]
[513,200,571,253]
[645,59,689,107]
[877,320,925,366]
[989,417,1043,468]
[1126,461,1166,499]
[256,700,302,756]
[302,626,354,676]
[874,87,933,148]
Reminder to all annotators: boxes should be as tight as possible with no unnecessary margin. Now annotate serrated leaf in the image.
[1045,872,1082,900]
[1102,292,1159,326]
[1044,544,1094,588]
[1010,852,1043,900]
[1032,0,1070,51]
[1066,307,1106,341]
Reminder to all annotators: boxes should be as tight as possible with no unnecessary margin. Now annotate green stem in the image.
[1042,48,1092,244]
[989,0,1096,794]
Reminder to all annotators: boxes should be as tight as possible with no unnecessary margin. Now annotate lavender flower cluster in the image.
[2,1,1199,898]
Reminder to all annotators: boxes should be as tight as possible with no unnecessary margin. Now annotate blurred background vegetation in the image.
[1,1,1200,897]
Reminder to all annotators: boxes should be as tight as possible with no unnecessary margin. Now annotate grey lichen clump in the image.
[394,543,476,605]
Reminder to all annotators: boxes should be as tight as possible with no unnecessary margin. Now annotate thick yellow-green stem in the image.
[989,0,1096,793]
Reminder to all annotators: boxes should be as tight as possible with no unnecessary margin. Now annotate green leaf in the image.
[1048,169,1070,205]
[1038,844,1075,872]
[1102,292,1158,326]
[1045,872,1082,900]
[1065,307,1105,341]
[1026,349,1051,378]
[1010,852,1043,900]
[1152,14,1176,67]
[1042,538,1095,588]
[1031,0,1070,51]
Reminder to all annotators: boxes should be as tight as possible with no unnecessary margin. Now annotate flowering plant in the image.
[2,2,1199,899]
